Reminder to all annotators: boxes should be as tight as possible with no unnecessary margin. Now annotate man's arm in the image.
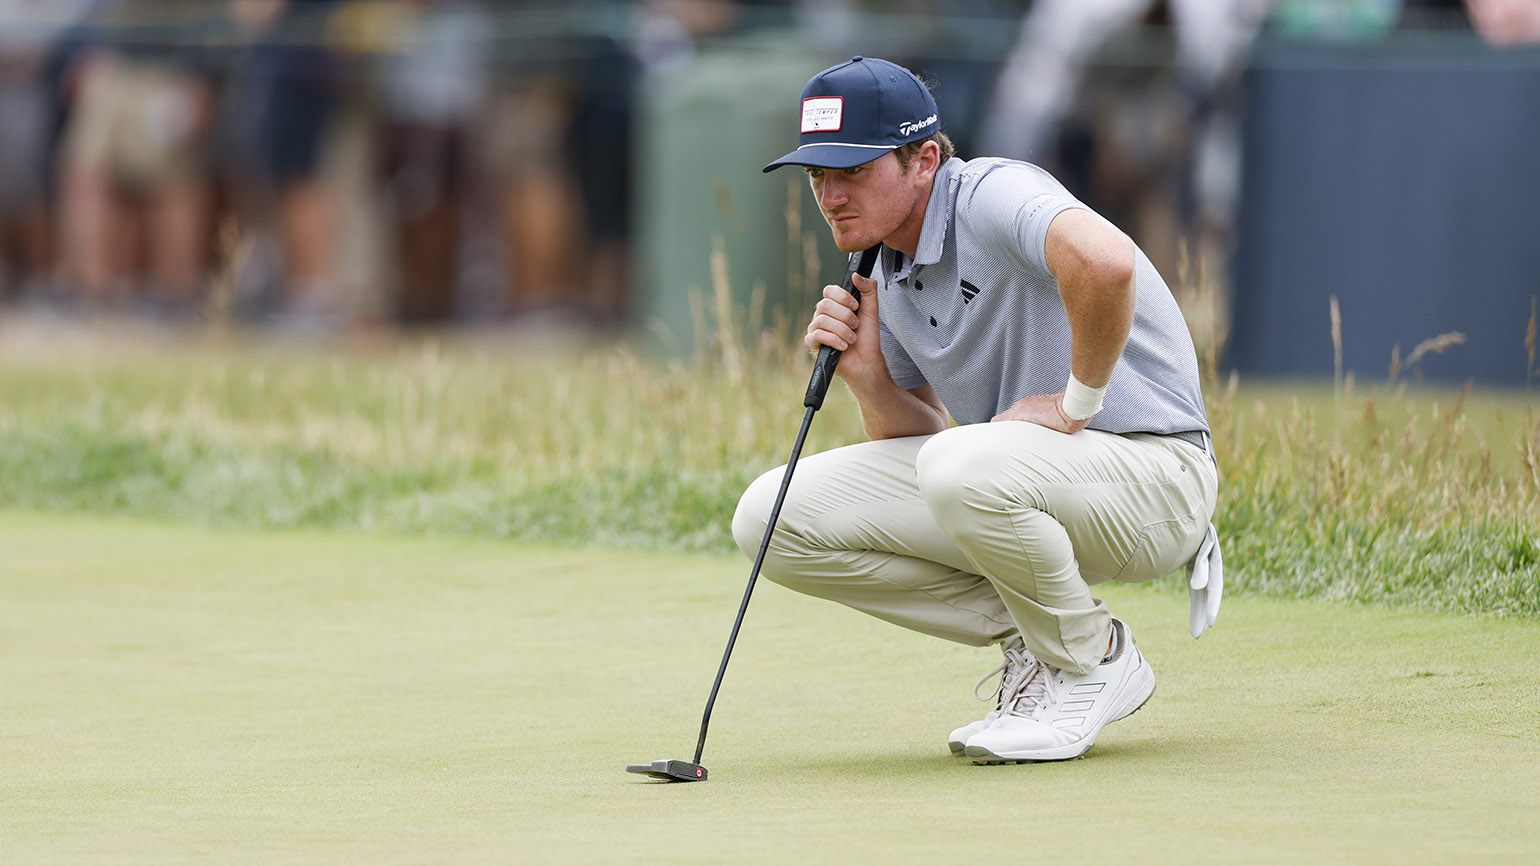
[991,207,1136,431]
[806,273,950,440]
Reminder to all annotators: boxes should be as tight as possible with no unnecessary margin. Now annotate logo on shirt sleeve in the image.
[801,97,844,133]
[1024,193,1059,222]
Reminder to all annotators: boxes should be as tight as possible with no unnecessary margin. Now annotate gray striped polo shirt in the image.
[875,156,1208,438]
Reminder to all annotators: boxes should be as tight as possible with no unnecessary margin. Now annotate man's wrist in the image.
[1061,373,1106,421]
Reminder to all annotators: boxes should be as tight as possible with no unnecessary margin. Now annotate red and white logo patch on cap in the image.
[800,96,843,133]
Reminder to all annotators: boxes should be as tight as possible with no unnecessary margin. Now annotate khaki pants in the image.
[65,56,206,190]
[732,422,1218,675]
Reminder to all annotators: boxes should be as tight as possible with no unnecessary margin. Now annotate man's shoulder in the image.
[947,158,1078,230]
[944,157,1079,239]
[952,157,1071,198]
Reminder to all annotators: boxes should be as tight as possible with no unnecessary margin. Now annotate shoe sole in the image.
[965,653,1156,764]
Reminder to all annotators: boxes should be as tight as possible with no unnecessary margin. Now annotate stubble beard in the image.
[830,229,867,253]
[826,213,891,253]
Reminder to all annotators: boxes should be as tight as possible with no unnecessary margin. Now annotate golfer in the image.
[734,56,1224,763]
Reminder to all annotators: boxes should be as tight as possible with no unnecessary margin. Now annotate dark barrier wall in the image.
[1230,40,1540,386]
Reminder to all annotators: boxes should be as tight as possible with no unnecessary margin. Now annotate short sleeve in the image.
[963,164,1085,277]
[880,320,927,390]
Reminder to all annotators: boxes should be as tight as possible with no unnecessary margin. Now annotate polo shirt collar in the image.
[912,156,961,266]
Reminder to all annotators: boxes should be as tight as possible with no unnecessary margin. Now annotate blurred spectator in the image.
[563,4,637,327]
[980,0,1269,169]
[481,0,640,327]
[978,0,1271,284]
[375,0,488,324]
[480,42,585,322]
[220,0,345,329]
[1466,0,1540,43]
[54,0,222,317]
[0,0,64,303]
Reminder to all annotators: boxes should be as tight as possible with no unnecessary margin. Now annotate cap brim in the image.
[762,143,891,173]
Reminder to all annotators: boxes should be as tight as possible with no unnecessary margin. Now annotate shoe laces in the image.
[972,641,1032,711]
[1001,660,1060,720]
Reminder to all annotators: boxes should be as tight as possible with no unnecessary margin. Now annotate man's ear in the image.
[919,140,942,178]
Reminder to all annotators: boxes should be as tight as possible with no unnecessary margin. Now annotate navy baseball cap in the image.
[762,56,940,173]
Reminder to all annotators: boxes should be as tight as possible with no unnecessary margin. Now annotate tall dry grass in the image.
[0,283,1535,614]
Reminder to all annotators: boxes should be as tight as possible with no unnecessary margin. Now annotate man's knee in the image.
[731,465,783,559]
[915,425,1015,499]
[916,424,1057,526]
[915,429,990,536]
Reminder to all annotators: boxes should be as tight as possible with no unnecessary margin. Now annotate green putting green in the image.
[4,511,1537,864]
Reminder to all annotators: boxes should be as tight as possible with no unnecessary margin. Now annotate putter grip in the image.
[804,246,880,410]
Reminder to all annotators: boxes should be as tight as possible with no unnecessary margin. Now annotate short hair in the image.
[893,131,956,171]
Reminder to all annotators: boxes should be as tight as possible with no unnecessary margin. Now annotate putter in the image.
[627,245,880,783]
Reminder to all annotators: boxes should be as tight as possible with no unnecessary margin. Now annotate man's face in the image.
[805,151,927,253]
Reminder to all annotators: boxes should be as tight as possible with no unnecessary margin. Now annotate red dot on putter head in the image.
[696,768,704,777]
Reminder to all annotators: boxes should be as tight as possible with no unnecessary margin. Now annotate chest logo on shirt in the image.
[960,280,980,304]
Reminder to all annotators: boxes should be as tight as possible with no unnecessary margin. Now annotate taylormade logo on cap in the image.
[763,56,942,173]
[899,114,938,136]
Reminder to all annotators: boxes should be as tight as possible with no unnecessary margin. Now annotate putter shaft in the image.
[659,246,876,778]
[693,403,818,765]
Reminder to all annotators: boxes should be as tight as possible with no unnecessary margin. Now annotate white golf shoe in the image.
[965,618,1155,763]
[947,638,1032,755]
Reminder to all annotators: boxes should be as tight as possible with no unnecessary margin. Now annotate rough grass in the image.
[1210,377,1540,615]
[0,319,1536,615]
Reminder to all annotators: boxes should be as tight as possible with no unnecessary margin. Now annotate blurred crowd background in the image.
[0,1,1537,378]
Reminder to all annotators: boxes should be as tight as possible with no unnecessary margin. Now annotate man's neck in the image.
[884,175,936,260]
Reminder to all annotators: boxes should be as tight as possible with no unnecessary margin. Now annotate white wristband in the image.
[1061,374,1105,421]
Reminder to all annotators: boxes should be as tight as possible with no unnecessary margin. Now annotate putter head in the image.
[626,759,708,782]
